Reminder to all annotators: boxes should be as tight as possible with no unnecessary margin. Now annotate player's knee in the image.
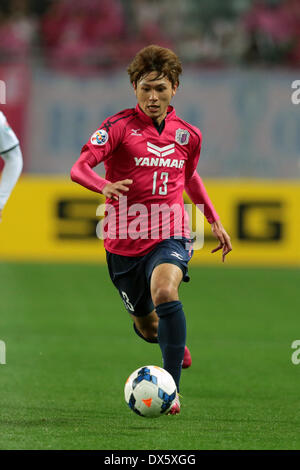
[152,285,178,307]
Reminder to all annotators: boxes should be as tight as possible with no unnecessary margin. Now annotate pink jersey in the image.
[71,104,219,256]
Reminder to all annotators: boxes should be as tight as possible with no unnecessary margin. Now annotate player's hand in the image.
[210,219,232,262]
[102,179,133,201]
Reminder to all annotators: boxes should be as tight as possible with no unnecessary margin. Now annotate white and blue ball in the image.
[124,365,177,418]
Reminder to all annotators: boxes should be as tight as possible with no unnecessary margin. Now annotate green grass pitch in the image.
[0,261,299,450]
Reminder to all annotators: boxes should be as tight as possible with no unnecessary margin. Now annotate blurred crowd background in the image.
[0,0,300,72]
[0,0,299,264]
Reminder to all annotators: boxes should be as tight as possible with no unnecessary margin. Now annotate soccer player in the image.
[71,45,232,414]
[0,111,23,222]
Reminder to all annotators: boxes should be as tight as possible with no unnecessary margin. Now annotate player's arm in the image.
[210,218,232,263]
[0,145,23,222]
[184,134,232,262]
[71,125,132,200]
[185,170,219,224]
[71,147,132,201]
[185,171,232,262]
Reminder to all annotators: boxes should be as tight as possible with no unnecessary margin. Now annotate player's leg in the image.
[106,250,158,341]
[106,247,191,396]
[131,308,191,367]
[130,310,159,343]
[150,262,186,393]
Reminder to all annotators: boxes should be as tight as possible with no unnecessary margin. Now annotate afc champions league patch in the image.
[175,129,190,146]
[91,129,109,146]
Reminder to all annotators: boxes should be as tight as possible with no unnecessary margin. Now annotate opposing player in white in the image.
[0,111,23,222]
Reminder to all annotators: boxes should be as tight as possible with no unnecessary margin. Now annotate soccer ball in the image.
[124,365,177,418]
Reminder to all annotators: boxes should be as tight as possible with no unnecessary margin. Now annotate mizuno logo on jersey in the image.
[147,142,175,157]
[131,129,142,136]
[170,251,184,260]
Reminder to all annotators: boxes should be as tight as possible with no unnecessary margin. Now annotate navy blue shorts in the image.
[106,238,193,317]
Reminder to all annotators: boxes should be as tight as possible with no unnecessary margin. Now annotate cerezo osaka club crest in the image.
[175,129,190,145]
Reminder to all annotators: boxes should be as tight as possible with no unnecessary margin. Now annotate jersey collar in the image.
[135,104,176,125]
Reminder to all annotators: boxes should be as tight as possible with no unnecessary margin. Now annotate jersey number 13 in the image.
[152,171,168,195]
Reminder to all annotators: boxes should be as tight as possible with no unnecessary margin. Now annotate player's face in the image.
[134,72,177,124]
